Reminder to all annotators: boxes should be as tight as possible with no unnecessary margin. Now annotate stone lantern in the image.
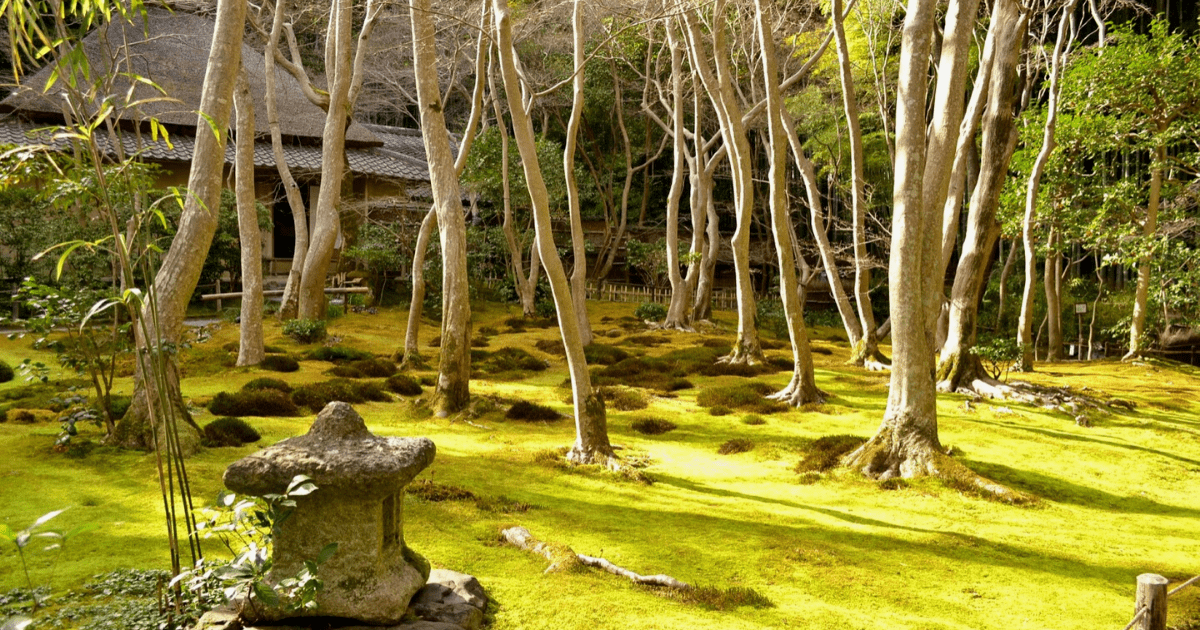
[223,402,435,625]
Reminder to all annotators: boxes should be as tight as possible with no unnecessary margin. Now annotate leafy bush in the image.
[208,390,300,417]
[242,378,292,393]
[304,346,373,362]
[0,359,13,383]
[260,355,300,373]
[291,379,391,411]
[506,400,562,421]
[282,318,327,344]
[971,336,1022,380]
[634,302,667,321]
[794,435,868,473]
[386,374,423,396]
[631,417,676,435]
[203,417,262,447]
[718,439,754,455]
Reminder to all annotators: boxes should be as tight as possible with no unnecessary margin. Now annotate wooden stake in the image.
[1136,573,1168,630]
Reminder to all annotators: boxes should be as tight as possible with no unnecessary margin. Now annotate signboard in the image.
[1075,303,1088,314]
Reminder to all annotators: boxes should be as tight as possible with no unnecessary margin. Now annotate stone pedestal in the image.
[222,402,436,625]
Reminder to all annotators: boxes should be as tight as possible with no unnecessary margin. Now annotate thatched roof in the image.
[0,8,380,148]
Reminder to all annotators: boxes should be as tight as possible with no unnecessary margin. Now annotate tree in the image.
[493,0,615,467]
[409,0,473,415]
[234,70,265,368]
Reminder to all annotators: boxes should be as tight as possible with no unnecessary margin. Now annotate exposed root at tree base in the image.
[501,526,689,588]
[843,434,1030,504]
[652,320,696,333]
[942,375,1136,426]
[767,381,827,407]
[564,446,651,483]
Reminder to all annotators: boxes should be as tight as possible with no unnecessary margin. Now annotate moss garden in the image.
[1,300,1199,630]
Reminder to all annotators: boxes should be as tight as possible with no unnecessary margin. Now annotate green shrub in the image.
[242,377,292,393]
[634,302,667,321]
[386,373,423,396]
[107,395,132,420]
[971,336,1022,380]
[794,435,869,473]
[696,382,786,414]
[304,346,373,362]
[203,417,262,447]
[260,354,300,372]
[291,379,391,411]
[718,439,754,455]
[208,390,300,417]
[631,417,676,435]
[506,400,562,421]
[0,360,16,383]
[283,318,327,344]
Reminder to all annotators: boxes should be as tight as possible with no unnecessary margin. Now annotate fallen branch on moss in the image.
[501,526,689,589]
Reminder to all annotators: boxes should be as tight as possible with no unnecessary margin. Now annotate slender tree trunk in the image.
[937,0,1026,391]
[402,208,436,368]
[562,5,593,345]
[115,0,245,451]
[411,0,471,415]
[495,0,613,466]
[1126,141,1165,359]
[683,0,761,364]
[1044,232,1063,361]
[234,71,264,367]
[401,4,487,362]
[995,238,1018,331]
[1017,0,1079,370]
[297,0,352,320]
[265,0,309,322]
[758,0,822,405]
[662,24,692,330]
[691,173,719,321]
[491,76,539,317]
[593,59,636,282]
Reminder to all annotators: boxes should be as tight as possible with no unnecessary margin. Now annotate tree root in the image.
[942,375,1135,426]
[843,433,1030,504]
[652,320,696,333]
[718,335,764,366]
[767,375,827,407]
[501,526,690,589]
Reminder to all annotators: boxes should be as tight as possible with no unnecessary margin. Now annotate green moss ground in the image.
[2,301,1199,629]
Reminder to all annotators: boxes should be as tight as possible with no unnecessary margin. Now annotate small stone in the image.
[425,569,488,610]
[192,609,240,630]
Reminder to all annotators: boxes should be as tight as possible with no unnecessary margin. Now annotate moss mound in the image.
[304,346,373,362]
[475,347,547,377]
[0,360,14,383]
[623,334,669,347]
[600,387,649,411]
[409,480,476,502]
[291,379,391,411]
[717,438,755,455]
[327,358,398,379]
[794,434,869,473]
[741,414,766,426]
[696,382,787,414]
[507,400,562,421]
[202,417,262,447]
[631,417,677,435]
[585,343,631,366]
[241,377,292,393]
[208,390,300,417]
[260,355,300,373]
[386,373,423,396]
[534,339,565,356]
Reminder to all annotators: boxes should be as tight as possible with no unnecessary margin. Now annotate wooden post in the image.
[215,278,222,312]
[1136,573,1168,630]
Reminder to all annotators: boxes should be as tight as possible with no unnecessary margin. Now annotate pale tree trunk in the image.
[402,208,436,368]
[296,0,353,320]
[593,58,645,282]
[490,62,540,317]
[1017,1,1079,370]
[265,0,309,322]
[401,4,488,366]
[410,0,472,415]
[563,0,592,344]
[936,0,1025,391]
[845,0,1004,487]
[1126,141,1165,359]
[691,170,719,321]
[995,239,1018,331]
[832,0,882,367]
[682,0,761,365]
[757,0,822,406]
[1044,231,1063,361]
[662,23,692,330]
[114,0,245,451]
[494,0,614,466]
[234,71,264,367]
[804,161,863,347]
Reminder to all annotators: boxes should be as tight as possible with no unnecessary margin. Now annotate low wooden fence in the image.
[1122,573,1197,630]
[584,282,739,312]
